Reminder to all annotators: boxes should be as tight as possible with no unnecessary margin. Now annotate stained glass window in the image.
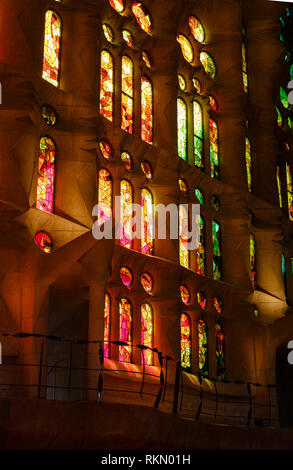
[142,51,152,68]
[209,119,219,179]
[209,96,218,111]
[121,151,133,171]
[193,101,203,169]
[280,86,289,109]
[193,78,201,94]
[99,140,113,160]
[141,161,153,179]
[197,291,207,310]
[141,76,153,144]
[104,293,111,359]
[288,117,293,129]
[121,56,134,133]
[141,188,154,255]
[245,137,252,192]
[119,298,132,363]
[195,188,204,205]
[195,216,205,275]
[97,169,112,226]
[179,179,188,195]
[214,296,223,314]
[212,221,222,280]
[141,272,154,293]
[141,303,153,365]
[253,305,259,318]
[120,266,133,289]
[132,2,152,33]
[242,44,248,93]
[198,319,208,377]
[109,0,124,13]
[36,136,56,213]
[122,30,134,47]
[276,166,283,208]
[35,231,53,253]
[188,16,205,43]
[178,74,186,91]
[250,234,256,290]
[200,52,216,79]
[215,323,225,379]
[103,24,114,43]
[286,163,293,221]
[211,195,220,212]
[100,50,114,121]
[42,10,61,87]
[180,285,191,305]
[180,313,191,369]
[177,98,187,161]
[176,34,193,63]
[41,104,57,126]
[120,180,133,248]
[179,205,189,268]
[276,106,283,127]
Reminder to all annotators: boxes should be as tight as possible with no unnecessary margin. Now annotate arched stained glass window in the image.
[245,137,252,192]
[188,16,205,43]
[195,216,205,275]
[282,253,288,298]
[119,298,132,363]
[200,52,216,79]
[176,34,193,63]
[141,76,153,144]
[121,56,134,133]
[104,293,111,359]
[250,234,256,290]
[277,166,283,208]
[120,180,133,248]
[177,98,187,161]
[141,303,154,365]
[193,101,203,169]
[198,319,208,377]
[180,313,191,369]
[132,2,152,33]
[100,50,114,121]
[141,188,154,255]
[109,0,124,13]
[36,136,56,213]
[179,205,189,268]
[212,221,222,280]
[242,44,248,93]
[209,119,219,179]
[42,10,61,87]
[97,169,112,226]
[215,322,225,379]
[286,163,293,221]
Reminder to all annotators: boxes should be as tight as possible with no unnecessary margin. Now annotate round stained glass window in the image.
[141,272,154,293]
[121,152,133,171]
[141,160,153,179]
[99,140,113,160]
[180,285,191,305]
[102,24,114,42]
[214,296,223,314]
[197,291,207,310]
[120,266,133,289]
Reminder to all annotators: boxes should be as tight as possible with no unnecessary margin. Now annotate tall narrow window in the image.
[198,319,208,377]
[100,50,114,121]
[120,180,133,249]
[141,303,154,365]
[193,101,203,169]
[195,216,205,275]
[277,166,283,208]
[242,44,248,93]
[121,56,134,133]
[180,313,191,369]
[215,322,225,379]
[42,10,61,87]
[245,138,252,192]
[141,76,153,143]
[141,188,154,255]
[179,205,189,268]
[212,221,222,280]
[104,293,111,359]
[119,298,132,363]
[209,119,219,178]
[250,234,256,290]
[97,169,112,226]
[286,163,293,221]
[36,137,56,213]
[178,98,187,161]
